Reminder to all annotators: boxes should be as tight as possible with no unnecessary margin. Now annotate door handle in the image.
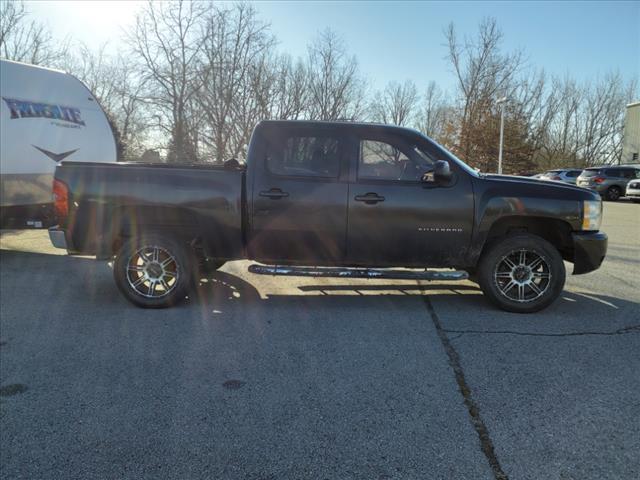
[354,193,385,204]
[259,188,289,199]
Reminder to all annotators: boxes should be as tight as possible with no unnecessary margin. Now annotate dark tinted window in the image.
[566,170,582,178]
[267,135,340,178]
[358,139,434,182]
[604,169,621,177]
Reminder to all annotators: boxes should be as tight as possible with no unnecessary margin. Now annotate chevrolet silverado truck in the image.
[48,120,607,313]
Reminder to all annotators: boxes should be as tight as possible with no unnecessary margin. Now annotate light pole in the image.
[497,97,508,174]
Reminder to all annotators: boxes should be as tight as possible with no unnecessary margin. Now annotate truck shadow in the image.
[194,270,635,323]
[0,249,634,325]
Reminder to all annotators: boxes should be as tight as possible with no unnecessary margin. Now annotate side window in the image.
[358,139,433,182]
[567,170,581,178]
[622,169,635,179]
[267,135,340,178]
[604,169,621,178]
[635,169,640,179]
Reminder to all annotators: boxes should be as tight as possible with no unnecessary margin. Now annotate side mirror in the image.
[422,160,452,185]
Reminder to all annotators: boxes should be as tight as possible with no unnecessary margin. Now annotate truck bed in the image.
[55,161,245,259]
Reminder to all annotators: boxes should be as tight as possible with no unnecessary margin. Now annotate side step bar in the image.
[248,264,469,281]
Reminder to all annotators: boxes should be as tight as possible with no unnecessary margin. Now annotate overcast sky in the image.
[25,0,640,94]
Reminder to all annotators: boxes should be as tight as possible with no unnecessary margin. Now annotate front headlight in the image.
[582,200,602,231]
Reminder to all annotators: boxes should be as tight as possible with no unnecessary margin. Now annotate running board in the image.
[248,264,469,281]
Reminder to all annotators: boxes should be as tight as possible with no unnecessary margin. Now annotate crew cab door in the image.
[248,125,349,264]
[346,131,474,267]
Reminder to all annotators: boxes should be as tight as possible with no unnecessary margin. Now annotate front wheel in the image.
[477,234,566,313]
[113,234,194,308]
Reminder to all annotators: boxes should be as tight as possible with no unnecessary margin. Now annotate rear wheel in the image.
[113,234,194,308]
[605,186,622,201]
[477,234,565,313]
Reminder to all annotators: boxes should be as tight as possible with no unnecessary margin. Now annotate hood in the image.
[480,174,599,200]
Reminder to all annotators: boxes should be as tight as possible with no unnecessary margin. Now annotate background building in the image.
[621,101,640,164]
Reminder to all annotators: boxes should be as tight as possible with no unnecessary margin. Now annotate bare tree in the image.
[196,3,276,162]
[126,0,205,162]
[0,0,68,66]
[268,54,310,120]
[535,73,637,168]
[445,17,524,165]
[65,44,148,160]
[369,80,419,126]
[416,81,452,141]
[306,29,366,121]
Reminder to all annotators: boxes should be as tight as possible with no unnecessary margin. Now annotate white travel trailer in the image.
[0,59,117,227]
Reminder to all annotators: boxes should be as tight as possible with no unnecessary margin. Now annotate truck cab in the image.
[246,121,475,268]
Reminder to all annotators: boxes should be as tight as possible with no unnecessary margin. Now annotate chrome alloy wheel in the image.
[493,248,551,303]
[126,246,179,298]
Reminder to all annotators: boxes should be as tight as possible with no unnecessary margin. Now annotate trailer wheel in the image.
[113,234,194,308]
[477,234,565,313]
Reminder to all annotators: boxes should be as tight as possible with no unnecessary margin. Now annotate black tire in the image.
[477,234,565,313]
[605,186,622,201]
[113,234,194,308]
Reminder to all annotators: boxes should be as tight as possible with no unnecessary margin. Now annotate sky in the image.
[25,0,640,94]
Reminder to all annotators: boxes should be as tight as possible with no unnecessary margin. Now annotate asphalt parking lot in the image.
[1,201,638,480]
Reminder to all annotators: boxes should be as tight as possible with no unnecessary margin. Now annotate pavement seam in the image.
[443,324,640,338]
[423,296,509,480]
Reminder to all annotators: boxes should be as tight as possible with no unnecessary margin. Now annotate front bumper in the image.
[572,231,607,274]
[625,188,640,198]
[48,227,68,250]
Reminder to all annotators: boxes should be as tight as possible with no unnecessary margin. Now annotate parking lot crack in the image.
[423,296,509,480]
[442,325,640,338]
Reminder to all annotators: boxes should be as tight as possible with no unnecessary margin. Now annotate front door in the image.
[249,127,349,265]
[346,132,474,267]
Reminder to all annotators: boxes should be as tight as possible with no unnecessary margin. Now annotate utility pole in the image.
[497,97,508,174]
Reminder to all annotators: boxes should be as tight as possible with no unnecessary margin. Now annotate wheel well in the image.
[483,216,574,261]
[105,206,200,258]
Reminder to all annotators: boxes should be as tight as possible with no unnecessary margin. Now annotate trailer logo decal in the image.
[2,97,85,126]
[33,145,78,163]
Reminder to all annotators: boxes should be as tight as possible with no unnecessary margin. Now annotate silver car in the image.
[540,169,583,184]
[626,178,640,203]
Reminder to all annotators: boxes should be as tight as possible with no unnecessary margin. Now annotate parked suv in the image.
[577,165,640,200]
[540,169,583,184]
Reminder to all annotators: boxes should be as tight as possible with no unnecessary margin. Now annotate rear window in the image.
[581,169,601,177]
[267,135,340,178]
[566,170,582,178]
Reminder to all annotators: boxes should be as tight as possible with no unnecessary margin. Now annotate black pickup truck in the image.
[49,120,607,312]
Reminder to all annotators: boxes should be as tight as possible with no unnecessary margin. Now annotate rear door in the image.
[249,125,349,264]
[345,130,474,267]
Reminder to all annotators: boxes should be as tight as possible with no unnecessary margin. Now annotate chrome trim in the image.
[248,264,469,281]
